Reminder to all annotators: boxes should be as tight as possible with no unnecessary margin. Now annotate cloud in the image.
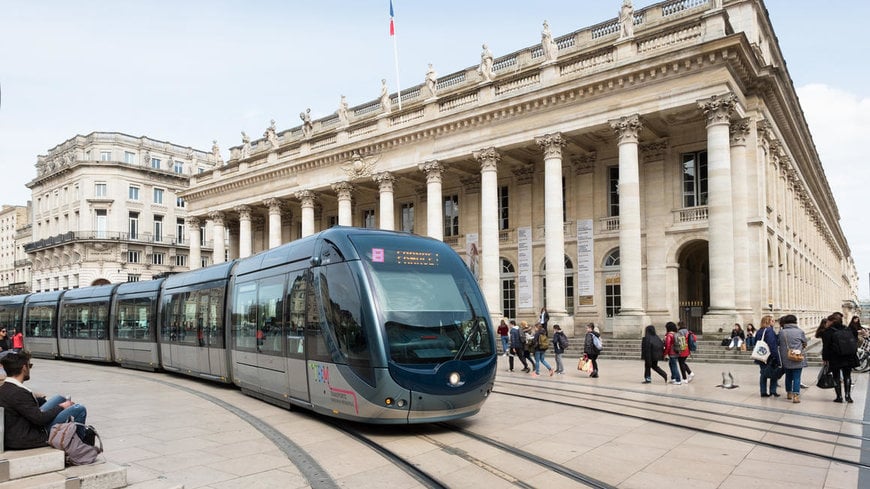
[797,84,870,299]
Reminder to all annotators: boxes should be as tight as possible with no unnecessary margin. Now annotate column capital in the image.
[609,114,643,144]
[419,160,445,183]
[698,92,738,127]
[332,181,354,199]
[234,205,252,220]
[185,216,201,227]
[372,172,396,192]
[207,211,225,226]
[729,118,752,146]
[534,133,566,159]
[263,198,283,213]
[472,147,501,171]
[294,190,316,207]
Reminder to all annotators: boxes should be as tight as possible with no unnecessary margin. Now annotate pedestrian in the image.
[582,322,601,378]
[777,314,808,403]
[745,323,757,349]
[11,328,23,353]
[539,307,549,332]
[641,324,667,383]
[521,321,536,373]
[507,320,528,373]
[821,312,858,403]
[552,324,568,374]
[497,318,509,356]
[726,323,745,350]
[664,322,682,384]
[676,321,696,383]
[0,327,11,352]
[531,323,554,377]
[754,315,781,397]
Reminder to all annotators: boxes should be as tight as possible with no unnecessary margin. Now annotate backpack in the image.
[537,334,550,351]
[557,333,569,350]
[687,331,697,352]
[831,328,858,357]
[48,421,103,466]
[674,331,688,353]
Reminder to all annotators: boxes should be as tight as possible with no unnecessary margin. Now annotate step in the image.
[125,479,185,489]
[0,462,127,489]
[0,447,65,482]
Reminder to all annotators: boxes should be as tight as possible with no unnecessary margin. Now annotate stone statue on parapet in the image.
[211,140,223,164]
[380,79,392,113]
[479,43,494,81]
[299,109,313,139]
[337,95,349,125]
[425,63,438,97]
[541,21,557,62]
[264,119,279,151]
[240,131,251,159]
[619,0,635,39]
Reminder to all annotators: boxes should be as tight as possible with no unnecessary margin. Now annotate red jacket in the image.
[12,332,23,349]
[664,332,678,357]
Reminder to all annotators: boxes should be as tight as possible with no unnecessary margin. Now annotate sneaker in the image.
[522,367,530,373]
[686,373,694,383]
[669,380,682,385]
[531,372,539,377]
[642,380,652,384]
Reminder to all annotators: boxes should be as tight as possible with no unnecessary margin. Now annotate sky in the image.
[1,1,868,299]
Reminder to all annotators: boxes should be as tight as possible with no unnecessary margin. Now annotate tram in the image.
[2,227,497,423]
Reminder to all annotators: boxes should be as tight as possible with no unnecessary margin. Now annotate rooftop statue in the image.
[541,21,557,62]
[619,0,635,39]
[479,43,494,81]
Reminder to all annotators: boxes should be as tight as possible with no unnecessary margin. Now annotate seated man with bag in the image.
[0,350,88,450]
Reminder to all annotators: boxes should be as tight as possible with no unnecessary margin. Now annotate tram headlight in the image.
[448,371,464,387]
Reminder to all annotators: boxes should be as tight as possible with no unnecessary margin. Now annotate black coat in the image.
[822,324,859,369]
[641,334,664,362]
[0,382,63,449]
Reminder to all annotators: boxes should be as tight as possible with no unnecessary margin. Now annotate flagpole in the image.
[390,0,403,111]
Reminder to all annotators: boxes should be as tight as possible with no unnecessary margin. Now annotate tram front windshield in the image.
[352,235,493,365]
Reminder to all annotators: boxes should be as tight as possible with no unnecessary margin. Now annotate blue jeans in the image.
[42,395,88,439]
[784,368,803,395]
[759,365,778,395]
[534,350,552,374]
[668,356,681,382]
[500,336,509,355]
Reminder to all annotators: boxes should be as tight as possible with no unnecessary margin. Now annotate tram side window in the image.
[0,309,21,333]
[199,288,225,348]
[319,263,370,369]
[26,305,55,338]
[115,298,153,341]
[65,302,109,339]
[163,289,225,347]
[232,283,257,351]
[257,277,284,355]
[285,271,308,357]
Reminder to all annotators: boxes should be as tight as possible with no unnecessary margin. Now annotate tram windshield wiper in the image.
[453,293,483,361]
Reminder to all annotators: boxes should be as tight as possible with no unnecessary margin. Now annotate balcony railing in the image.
[673,206,708,223]
[599,216,620,232]
[24,231,211,252]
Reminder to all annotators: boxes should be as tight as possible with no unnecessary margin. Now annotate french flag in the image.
[389,0,395,36]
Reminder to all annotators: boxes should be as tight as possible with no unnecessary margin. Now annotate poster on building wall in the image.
[465,233,480,282]
[577,219,594,306]
[517,226,533,309]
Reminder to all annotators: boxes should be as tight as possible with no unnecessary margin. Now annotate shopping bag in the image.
[816,365,836,389]
[577,355,593,373]
[750,339,771,363]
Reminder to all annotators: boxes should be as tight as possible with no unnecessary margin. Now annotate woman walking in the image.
[583,323,601,378]
[664,322,682,384]
[531,323,554,377]
[641,325,667,383]
[778,314,808,403]
[821,313,859,403]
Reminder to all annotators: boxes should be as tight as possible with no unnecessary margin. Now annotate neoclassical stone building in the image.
[0,204,31,294]
[181,0,857,337]
[25,132,218,290]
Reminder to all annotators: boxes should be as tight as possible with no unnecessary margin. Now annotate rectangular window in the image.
[151,252,165,265]
[200,223,206,246]
[363,209,376,229]
[95,209,107,238]
[151,157,161,169]
[100,151,111,161]
[174,254,187,267]
[124,151,136,164]
[128,186,139,200]
[153,188,164,204]
[443,195,459,237]
[401,202,414,233]
[127,251,140,263]
[176,219,185,244]
[153,215,163,242]
[128,212,139,239]
[127,274,141,283]
[328,215,338,228]
[608,166,619,217]
[176,197,185,208]
[94,183,107,197]
[498,186,509,230]
[173,161,184,174]
[682,151,708,208]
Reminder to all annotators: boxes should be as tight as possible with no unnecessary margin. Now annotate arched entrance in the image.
[677,240,709,333]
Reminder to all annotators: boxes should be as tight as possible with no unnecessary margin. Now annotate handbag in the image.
[787,349,804,362]
[816,365,836,389]
[750,338,771,362]
[577,355,593,373]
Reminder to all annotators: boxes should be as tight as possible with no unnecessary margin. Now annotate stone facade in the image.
[180,0,857,337]
[25,132,217,291]
[0,204,31,294]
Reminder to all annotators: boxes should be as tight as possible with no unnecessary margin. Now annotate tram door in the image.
[284,270,310,403]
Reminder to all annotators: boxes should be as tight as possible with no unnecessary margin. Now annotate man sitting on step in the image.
[0,350,88,449]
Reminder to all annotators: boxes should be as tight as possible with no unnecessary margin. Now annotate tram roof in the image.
[61,284,119,302]
[163,260,236,290]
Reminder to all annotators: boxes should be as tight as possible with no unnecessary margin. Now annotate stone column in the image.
[472,147,502,319]
[730,119,752,317]
[264,198,283,249]
[186,217,201,270]
[228,226,240,260]
[295,190,316,238]
[373,172,396,231]
[535,133,567,318]
[332,182,354,226]
[419,161,445,241]
[235,205,252,258]
[208,211,226,264]
[699,93,738,330]
[609,115,646,337]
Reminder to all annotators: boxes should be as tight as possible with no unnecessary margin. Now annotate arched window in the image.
[500,259,516,320]
[603,248,620,318]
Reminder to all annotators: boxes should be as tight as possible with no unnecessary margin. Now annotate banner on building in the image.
[465,233,479,282]
[517,226,533,309]
[577,219,594,306]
